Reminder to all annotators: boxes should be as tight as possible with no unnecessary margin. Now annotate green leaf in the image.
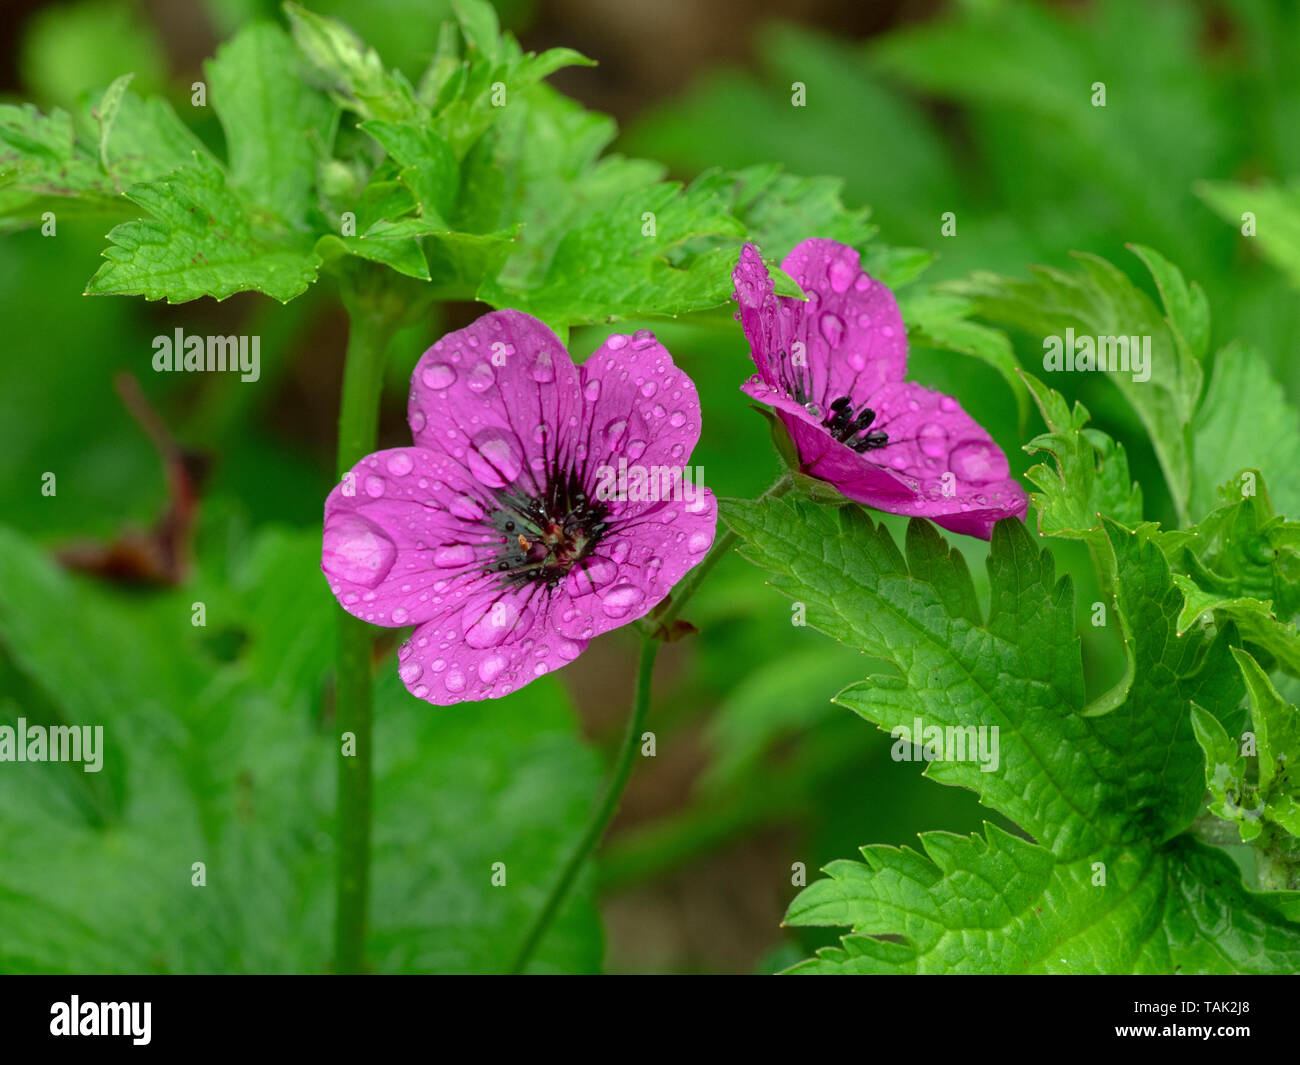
[1158,473,1300,677]
[84,153,321,303]
[478,172,746,326]
[1192,649,1300,851]
[93,73,134,173]
[898,286,1030,428]
[206,22,338,227]
[1190,340,1300,520]
[1019,370,1142,550]
[947,246,1205,522]
[722,495,1300,971]
[1198,178,1300,288]
[0,102,118,222]
[284,1,419,123]
[0,524,603,973]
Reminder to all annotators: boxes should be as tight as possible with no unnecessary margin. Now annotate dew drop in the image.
[391,607,409,624]
[606,334,629,350]
[478,655,508,684]
[668,410,686,428]
[467,430,522,487]
[584,379,601,402]
[421,363,456,390]
[364,475,386,498]
[820,313,846,347]
[467,362,495,393]
[917,422,948,459]
[602,418,628,450]
[687,530,711,554]
[434,544,476,568]
[399,662,422,684]
[464,600,522,649]
[450,494,486,522]
[529,350,556,383]
[386,451,414,476]
[322,514,397,588]
[444,670,466,694]
[948,440,1007,485]
[600,582,645,618]
[828,257,856,294]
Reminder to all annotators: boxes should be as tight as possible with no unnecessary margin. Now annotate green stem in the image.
[511,638,659,973]
[510,470,794,972]
[333,299,399,975]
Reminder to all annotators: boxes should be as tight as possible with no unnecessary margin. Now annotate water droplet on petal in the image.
[450,494,486,522]
[444,670,466,694]
[584,379,601,402]
[391,607,409,624]
[606,334,628,350]
[820,313,846,347]
[399,662,422,684]
[602,418,628,450]
[917,422,948,459]
[467,430,522,487]
[464,599,522,649]
[640,380,657,398]
[478,654,508,684]
[421,363,456,390]
[627,438,647,460]
[687,530,711,553]
[323,514,397,588]
[410,410,426,432]
[364,475,386,498]
[467,362,495,393]
[386,451,414,476]
[600,582,645,619]
[948,440,1007,485]
[434,544,477,568]
[668,410,686,428]
[939,395,959,412]
[556,639,583,662]
[828,257,856,293]
[565,556,618,598]
[529,350,556,383]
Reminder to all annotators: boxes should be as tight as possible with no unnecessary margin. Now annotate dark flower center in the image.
[774,352,889,454]
[823,395,889,453]
[488,467,610,587]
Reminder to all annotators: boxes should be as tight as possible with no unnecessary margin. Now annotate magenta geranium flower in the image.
[321,310,717,705]
[733,239,1027,539]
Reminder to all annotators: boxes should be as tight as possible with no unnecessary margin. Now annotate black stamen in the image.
[822,394,889,452]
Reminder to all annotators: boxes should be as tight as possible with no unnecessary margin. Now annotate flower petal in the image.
[554,487,718,642]
[841,381,1029,539]
[322,446,504,628]
[732,240,908,411]
[408,308,583,496]
[580,329,705,512]
[395,588,587,705]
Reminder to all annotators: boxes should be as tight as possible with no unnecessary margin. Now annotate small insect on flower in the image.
[732,239,1028,539]
[321,310,717,705]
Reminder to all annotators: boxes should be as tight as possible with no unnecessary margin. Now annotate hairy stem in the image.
[333,299,399,975]
[510,470,794,971]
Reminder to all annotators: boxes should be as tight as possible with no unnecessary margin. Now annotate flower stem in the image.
[511,637,659,973]
[333,299,399,975]
[509,470,794,972]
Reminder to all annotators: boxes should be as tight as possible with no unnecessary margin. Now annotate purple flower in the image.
[321,310,717,705]
[733,239,1028,539]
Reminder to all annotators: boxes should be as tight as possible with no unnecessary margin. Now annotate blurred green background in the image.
[0,0,1296,973]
